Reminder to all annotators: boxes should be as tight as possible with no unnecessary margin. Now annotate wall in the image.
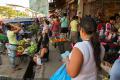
[78,0,120,20]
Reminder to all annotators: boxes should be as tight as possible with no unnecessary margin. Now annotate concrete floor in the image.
[0,53,30,79]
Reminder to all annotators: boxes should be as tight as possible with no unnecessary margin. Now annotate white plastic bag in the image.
[37,55,42,65]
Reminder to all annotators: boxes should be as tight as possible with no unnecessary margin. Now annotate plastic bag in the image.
[50,64,71,80]
[37,55,42,65]
[61,51,70,59]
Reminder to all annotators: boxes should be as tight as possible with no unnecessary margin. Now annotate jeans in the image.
[6,44,17,68]
[110,59,120,80]
[0,42,4,53]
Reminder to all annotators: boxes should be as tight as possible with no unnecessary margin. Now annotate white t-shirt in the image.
[69,41,105,80]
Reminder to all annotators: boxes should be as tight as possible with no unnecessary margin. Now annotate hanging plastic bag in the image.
[50,64,71,80]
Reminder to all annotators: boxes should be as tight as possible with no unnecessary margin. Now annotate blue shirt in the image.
[60,17,68,28]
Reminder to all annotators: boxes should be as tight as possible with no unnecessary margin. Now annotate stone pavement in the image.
[0,54,30,79]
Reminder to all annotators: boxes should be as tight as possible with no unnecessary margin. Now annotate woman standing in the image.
[51,17,60,36]
[60,13,69,37]
[66,16,105,80]
[6,23,21,71]
[70,16,79,44]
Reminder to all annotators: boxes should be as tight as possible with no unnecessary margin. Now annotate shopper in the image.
[70,16,79,44]
[51,16,60,36]
[60,13,69,37]
[65,16,105,80]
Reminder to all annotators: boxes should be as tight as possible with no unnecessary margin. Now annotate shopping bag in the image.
[50,64,71,80]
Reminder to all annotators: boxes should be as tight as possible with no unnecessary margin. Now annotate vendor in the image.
[5,23,21,71]
[34,27,49,64]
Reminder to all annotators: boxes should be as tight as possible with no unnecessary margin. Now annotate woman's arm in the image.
[13,26,21,33]
[66,47,84,78]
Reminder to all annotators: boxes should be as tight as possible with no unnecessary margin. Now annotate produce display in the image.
[16,39,37,56]
[17,46,25,55]
[49,36,67,43]
[27,42,37,56]
[18,40,26,46]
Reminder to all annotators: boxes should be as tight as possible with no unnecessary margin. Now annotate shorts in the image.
[61,28,68,33]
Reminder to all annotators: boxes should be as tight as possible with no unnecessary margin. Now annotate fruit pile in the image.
[18,40,26,46]
[50,37,67,43]
[17,46,25,55]
[17,40,26,56]
[16,39,37,56]
[52,38,66,43]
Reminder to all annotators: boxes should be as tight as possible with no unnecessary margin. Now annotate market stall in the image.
[16,39,37,57]
[49,34,68,53]
[100,34,120,80]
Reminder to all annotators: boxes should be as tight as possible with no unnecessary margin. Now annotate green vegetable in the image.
[28,42,37,55]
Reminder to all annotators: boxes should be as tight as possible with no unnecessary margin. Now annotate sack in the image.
[50,64,71,80]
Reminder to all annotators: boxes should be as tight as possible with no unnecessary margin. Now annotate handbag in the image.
[50,64,71,80]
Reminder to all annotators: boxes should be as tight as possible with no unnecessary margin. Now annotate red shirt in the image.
[51,20,60,32]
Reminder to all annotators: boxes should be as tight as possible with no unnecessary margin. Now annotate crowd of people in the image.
[33,12,120,80]
[46,12,119,80]
[0,11,120,80]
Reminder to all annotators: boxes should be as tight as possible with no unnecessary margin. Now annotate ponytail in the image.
[90,32,101,69]
[80,16,101,69]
